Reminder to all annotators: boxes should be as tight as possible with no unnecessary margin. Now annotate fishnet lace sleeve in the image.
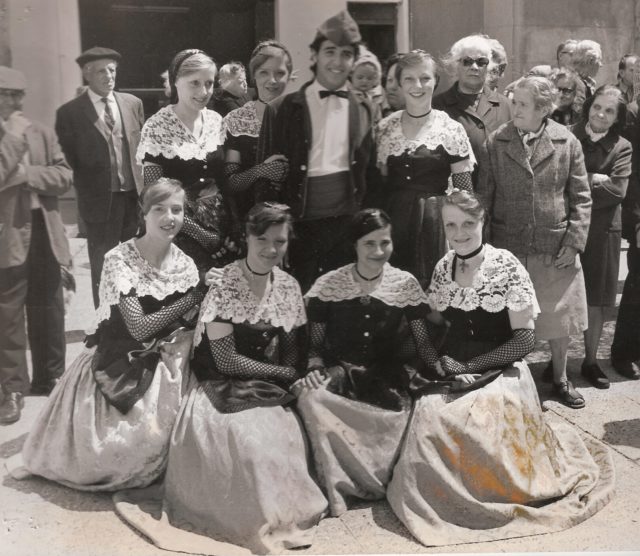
[181,215,223,252]
[451,171,473,192]
[279,328,300,368]
[143,164,163,187]
[118,286,206,342]
[440,328,535,375]
[307,322,327,370]
[223,160,288,194]
[208,333,298,383]
[409,319,440,367]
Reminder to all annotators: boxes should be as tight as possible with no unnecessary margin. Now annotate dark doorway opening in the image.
[78,0,274,116]
[348,2,398,64]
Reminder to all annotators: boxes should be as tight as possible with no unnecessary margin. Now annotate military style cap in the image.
[76,46,122,67]
[314,10,361,47]
[0,66,26,90]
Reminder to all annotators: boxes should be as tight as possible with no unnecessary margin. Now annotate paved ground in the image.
[1,227,640,556]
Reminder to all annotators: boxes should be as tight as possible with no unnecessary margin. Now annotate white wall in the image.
[9,0,81,127]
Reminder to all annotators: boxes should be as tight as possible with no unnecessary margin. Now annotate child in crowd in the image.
[350,47,385,125]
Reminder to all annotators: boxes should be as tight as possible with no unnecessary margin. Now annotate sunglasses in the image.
[557,87,575,95]
[461,57,490,68]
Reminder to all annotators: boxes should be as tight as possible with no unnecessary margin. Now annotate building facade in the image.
[0,0,638,126]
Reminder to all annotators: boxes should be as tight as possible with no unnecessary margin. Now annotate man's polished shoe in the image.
[611,360,640,380]
[0,392,24,424]
[581,362,610,389]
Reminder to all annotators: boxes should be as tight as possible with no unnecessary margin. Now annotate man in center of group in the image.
[259,10,373,292]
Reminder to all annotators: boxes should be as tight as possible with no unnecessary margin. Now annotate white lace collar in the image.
[194,261,306,346]
[94,239,200,326]
[224,101,261,138]
[136,105,226,163]
[427,244,539,314]
[305,263,429,307]
[376,109,473,166]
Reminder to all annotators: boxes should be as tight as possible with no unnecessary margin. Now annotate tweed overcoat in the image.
[477,119,592,256]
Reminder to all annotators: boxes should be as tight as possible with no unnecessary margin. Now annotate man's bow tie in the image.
[319,89,349,99]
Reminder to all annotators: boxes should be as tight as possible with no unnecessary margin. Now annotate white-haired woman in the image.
[433,33,511,174]
[478,76,592,409]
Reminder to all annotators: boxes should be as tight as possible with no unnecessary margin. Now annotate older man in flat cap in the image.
[55,46,144,307]
[0,67,73,424]
[259,10,374,292]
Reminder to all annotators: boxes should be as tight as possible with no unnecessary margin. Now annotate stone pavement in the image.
[1,235,639,556]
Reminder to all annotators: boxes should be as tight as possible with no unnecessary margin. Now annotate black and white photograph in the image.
[0,0,639,555]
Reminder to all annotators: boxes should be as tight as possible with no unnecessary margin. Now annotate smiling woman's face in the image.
[355,225,393,272]
[442,204,483,256]
[399,59,436,111]
[175,66,216,112]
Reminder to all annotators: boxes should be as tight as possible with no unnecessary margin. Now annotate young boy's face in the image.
[352,63,379,93]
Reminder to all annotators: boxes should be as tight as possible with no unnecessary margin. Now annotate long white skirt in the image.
[297,385,410,517]
[387,362,615,546]
[121,379,329,555]
[14,331,191,491]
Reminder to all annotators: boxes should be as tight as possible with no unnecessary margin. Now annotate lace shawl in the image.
[194,261,306,346]
[224,101,261,138]
[94,239,200,326]
[136,106,226,163]
[427,244,540,314]
[305,263,429,307]
[376,109,473,166]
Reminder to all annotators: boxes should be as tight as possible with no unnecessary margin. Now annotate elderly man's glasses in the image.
[461,57,490,68]
[557,87,575,95]
[0,89,25,99]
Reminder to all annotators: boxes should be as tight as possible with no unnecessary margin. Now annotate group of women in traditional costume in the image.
[9,35,616,556]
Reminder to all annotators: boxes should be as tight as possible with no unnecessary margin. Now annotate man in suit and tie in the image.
[56,47,144,307]
[0,67,73,424]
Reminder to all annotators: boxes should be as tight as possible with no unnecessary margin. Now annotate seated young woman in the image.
[12,178,204,490]
[295,208,440,517]
[127,203,328,555]
[387,190,615,546]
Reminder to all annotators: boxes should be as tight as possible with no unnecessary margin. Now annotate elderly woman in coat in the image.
[478,76,592,409]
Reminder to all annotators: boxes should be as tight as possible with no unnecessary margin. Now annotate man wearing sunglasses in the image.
[433,34,511,183]
[0,67,72,424]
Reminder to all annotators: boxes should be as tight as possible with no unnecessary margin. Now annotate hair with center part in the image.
[140,178,184,215]
[582,84,627,135]
[168,49,216,104]
[248,40,293,84]
[246,202,293,237]
[395,49,440,88]
[515,76,557,114]
[443,190,486,222]
[349,208,392,244]
[441,34,492,77]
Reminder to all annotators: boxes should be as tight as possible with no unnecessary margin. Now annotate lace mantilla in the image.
[224,101,261,138]
[427,244,540,314]
[95,240,199,325]
[376,109,473,166]
[194,261,306,346]
[136,106,226,163]
[305,263,429,307]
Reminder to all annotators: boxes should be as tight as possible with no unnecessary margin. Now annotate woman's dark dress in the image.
[137,106,233,271]
[387,245,615,546]
[376,110,473,287]
[298,263,429,516]
[572,123,632,306]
